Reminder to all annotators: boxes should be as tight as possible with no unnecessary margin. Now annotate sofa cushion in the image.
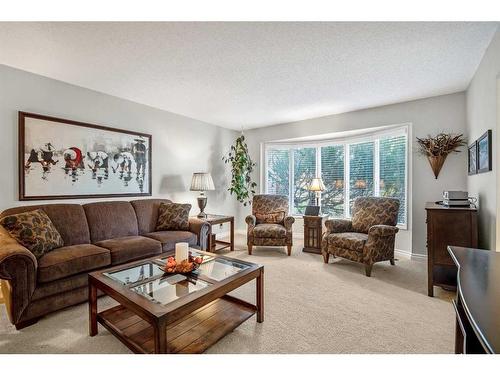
[145,231,197,252]
[0,204,90,246]
[95,236,162,265]
[84,201,139,243]
[156,202,191,231]
[328,232,368,252]
[37,244,111,283]
[255,211,285,225]
[131,199,172,234]
[253,224,287,238]
[1,209,64,259]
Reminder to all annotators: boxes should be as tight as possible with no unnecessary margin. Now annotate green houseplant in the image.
[222,135,257,206]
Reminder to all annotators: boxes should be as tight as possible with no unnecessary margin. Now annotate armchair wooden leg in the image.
[286,245,292,256]
[248,244,253,255]
[390,258,395,266]
[365,264,373,277]
[322,252,330,264]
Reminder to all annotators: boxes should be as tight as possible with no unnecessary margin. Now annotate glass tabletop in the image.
[193,257,251,282]
[131,274,210,305]
[104,262,165,285]
[102,251,253,306]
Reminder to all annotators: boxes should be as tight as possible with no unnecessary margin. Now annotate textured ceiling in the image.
[0,22,497,130]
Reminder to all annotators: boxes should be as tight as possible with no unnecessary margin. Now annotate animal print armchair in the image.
[246,195,295,256]
[321,197,400,277]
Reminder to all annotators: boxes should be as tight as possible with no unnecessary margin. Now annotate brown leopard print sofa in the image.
[246,194,295,256]
[321,197,400,277]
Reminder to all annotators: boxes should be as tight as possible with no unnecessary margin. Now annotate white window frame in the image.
[263,124,410,229]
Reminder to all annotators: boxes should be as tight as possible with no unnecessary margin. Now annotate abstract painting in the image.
[19,112,152,200]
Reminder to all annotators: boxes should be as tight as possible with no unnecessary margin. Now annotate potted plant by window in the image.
[222,135,257,206]
[416,133,466,179]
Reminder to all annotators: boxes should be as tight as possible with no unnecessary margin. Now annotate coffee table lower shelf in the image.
[97,296,256,354]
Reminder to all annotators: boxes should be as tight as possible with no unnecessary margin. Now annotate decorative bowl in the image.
[162,255,203,274]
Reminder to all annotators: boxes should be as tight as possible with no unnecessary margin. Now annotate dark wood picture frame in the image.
[19,111,152,201]
[468,141,478,175]
[476,129,492,174]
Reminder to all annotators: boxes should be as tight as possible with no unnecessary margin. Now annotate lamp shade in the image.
[308,177,325,192]
[190,172,215,191]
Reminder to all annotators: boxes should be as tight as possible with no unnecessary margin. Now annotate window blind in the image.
[379,135,407,224]
[266,148,290,196]
[293,148,316,214]
[349,141,375,214]
[320,145,345,217]
[264,125,408,226]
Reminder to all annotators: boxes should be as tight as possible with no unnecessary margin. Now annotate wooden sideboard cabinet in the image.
[425,203,478,297]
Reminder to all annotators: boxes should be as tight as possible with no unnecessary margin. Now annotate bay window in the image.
[264,125,408,226]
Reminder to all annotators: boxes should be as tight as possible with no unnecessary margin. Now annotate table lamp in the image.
[190,172,215,218]
[308,177,325,206]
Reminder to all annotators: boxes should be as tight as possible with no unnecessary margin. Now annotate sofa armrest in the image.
[0,226,37,324]
[245,215,256,232]
[368,224,399,238]
[324,219,353,234]
[284,216,295,232]
[188,217,211,251]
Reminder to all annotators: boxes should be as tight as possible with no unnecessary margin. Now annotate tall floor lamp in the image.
[190,172,215,218]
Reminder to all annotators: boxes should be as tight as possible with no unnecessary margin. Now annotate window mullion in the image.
[264,147,269,194]
[316,146,321,208]
[289,149,294,216]
[344,143,350,218]
[374,139,380,197]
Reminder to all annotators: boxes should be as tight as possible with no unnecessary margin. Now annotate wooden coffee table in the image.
[88,249,263,354]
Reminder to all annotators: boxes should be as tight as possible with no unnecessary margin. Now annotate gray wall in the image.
[0,65,239,224]
[466,28,500,250]
[244,92,468,255]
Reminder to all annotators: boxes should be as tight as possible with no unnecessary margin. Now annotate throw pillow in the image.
[255,211,285,224]
[0,209,64,259]
[156,202,191,231]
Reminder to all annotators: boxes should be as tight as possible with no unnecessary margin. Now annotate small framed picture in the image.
[477,130,492,174]
[304,205,320,216]
[468,142,477,175]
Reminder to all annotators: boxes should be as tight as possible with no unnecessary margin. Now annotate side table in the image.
[199,214,234,252]
[302,215,326,254]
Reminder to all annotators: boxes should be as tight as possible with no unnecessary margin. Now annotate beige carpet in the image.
[0,235,455,354]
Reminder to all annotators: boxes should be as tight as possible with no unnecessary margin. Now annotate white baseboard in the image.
[395,248,427,261]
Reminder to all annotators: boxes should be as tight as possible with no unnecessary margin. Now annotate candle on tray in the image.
[175,242,189,262]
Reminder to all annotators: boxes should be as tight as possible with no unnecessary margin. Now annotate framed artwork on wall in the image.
[476,129,492,174]
[19,112,152,201]
[467,141,477,175]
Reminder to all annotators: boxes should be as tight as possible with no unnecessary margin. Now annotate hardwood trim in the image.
[18,111,153,201]
[89,281,98,336]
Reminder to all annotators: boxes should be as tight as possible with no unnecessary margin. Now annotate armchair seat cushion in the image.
[327,232,368,252]
[38,244,111,283]
[253,224,287,238]
[145,231,197,252]
[96,236,162,265]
